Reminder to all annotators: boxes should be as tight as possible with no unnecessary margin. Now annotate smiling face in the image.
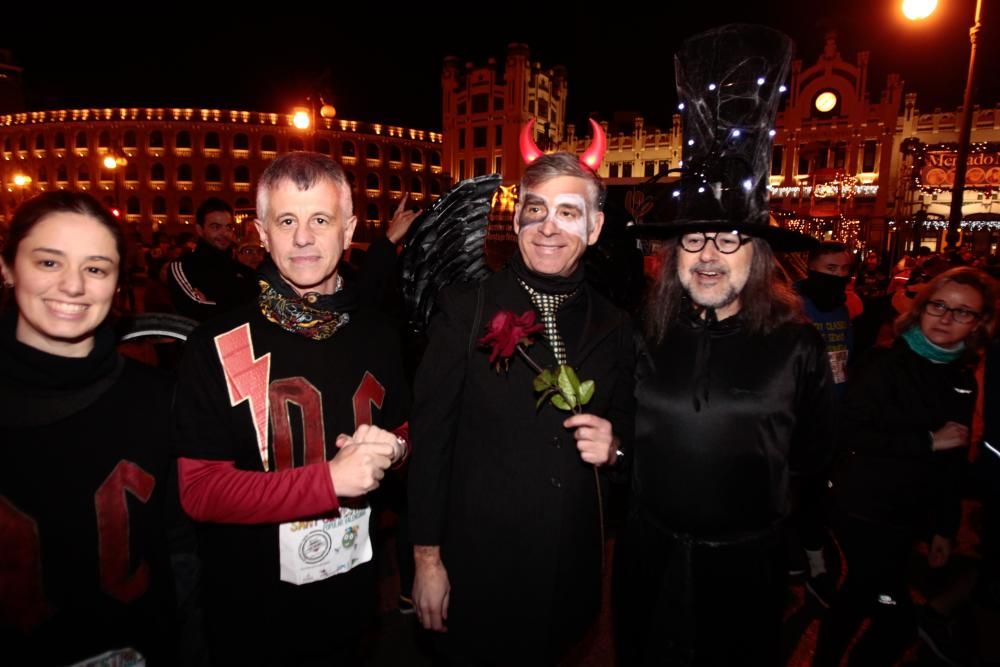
[677,231,754,319]
[1,212,120,357]
[200,210,236,252]
[254,177,356,296]
[513,175,604,277]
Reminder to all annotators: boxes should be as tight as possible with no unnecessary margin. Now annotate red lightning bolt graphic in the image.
[215,324,272,470]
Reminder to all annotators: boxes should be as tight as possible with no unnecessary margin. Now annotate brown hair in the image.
[2,191,124,274]
[893,266,999,358]
[646,237,804,341]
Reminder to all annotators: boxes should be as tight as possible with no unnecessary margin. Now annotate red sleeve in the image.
[178,457,339,524]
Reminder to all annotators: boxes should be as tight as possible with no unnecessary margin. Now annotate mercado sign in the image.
[920,150,1000,189]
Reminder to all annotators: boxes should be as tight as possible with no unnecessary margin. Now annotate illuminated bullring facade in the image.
[0,107,447,241]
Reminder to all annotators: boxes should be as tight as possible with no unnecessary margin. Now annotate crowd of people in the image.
[1,23,999,667]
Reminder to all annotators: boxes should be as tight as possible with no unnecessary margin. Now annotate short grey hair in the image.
[520,152,606,215]
[256,151,353,222]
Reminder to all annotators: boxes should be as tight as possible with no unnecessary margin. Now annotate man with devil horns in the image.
[407,123,637,665]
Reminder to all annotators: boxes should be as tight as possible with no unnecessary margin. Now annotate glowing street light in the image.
[902,0,937,20]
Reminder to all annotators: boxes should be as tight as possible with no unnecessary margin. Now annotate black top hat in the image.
[634,24,815,251]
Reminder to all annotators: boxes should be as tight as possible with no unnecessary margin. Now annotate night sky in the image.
[6,1,997,132]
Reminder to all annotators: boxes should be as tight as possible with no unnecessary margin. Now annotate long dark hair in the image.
[894,266,998,360]
[646,237,804,341]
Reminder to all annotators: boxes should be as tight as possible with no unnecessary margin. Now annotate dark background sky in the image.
[5,1,997,132]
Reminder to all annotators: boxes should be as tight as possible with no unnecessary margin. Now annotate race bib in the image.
[828,349,848,385]
[278,505,373,585]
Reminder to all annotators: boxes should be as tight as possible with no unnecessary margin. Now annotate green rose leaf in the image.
[578,380,595,405]
[556,366,578,408]
[532,369,555,392]
[551,393,573,411]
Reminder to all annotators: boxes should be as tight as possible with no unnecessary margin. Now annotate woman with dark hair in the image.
[0,191,174,664]
[815,266,999,666]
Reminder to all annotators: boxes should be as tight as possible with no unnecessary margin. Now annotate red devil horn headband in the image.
[519,118,607,172]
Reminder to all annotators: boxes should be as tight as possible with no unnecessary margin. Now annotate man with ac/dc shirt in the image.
[172,152,409,666]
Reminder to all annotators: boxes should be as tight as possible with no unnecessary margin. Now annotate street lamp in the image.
[102,154,128,216]
[904,0,983,251]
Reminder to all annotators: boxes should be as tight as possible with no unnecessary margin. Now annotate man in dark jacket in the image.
[618,25,835,666]
[408,151,635,665]
[167,197,255,321]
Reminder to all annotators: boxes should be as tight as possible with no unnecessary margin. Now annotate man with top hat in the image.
[408,133,636,665]
[615,24,835,665]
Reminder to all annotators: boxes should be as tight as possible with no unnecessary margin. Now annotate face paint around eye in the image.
[517,192,590,241]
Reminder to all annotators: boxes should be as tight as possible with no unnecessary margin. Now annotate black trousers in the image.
[813,516,916,666]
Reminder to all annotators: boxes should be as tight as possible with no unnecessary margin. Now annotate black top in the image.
[0,316,174,665]
[833,339,975,537]
[633,309,835,537]
[167,239,256,321]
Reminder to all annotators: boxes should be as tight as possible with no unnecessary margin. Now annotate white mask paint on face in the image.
[517,192,590,241]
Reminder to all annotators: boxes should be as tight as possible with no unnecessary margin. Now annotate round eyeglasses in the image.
[679,232,752,254]
[923,300,981,324]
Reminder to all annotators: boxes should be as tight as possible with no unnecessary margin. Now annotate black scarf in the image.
[798,270,850,312]
[508,250,585,297]
[0,312,123,427]
[256,259,358,340]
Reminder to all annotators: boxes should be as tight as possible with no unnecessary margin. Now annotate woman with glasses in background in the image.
[814,266,998,666]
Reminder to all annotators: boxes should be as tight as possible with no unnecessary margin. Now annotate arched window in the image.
[151,163,166,182]
[153,196,167,214]
[431,179,442,195]
[204,132,221,150]
[315,138,331,154]
[125,163,138,181]
[177,164,193,182]
[127,196,140,214]
[261,135,277,152]
[205,164,222,183]
[179,196,194,215]
[233,133,249,150]
[366,173,380,191]
[430,151,442,167]
[234,165,250,184]
[342,141,356,157]
[75,132,88,149]
[175,131,192,149]
[53,133,66,149]
[149,131,164,148]
[367,203,380,221]
[77,164,90,182]
[411,149,423,164]
[411,177,423,194]
[389,175,401,192]
[288,137,305,151]
[123,131,137,149]
[389,145,401,162]
[56,165,68,182]
[34,134,45,150]
[366,143,380,160]
[98,131,111,149]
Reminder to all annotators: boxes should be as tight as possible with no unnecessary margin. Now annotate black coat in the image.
[617,310,835,666]
[833,339,975,538]
[408,266,636,664]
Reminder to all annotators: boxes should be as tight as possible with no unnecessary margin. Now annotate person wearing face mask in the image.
[795,242,855,393]
[814,267,998,666]
[790,242,855,610]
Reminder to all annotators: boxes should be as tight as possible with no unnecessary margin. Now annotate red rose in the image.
[478,310,544,364]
